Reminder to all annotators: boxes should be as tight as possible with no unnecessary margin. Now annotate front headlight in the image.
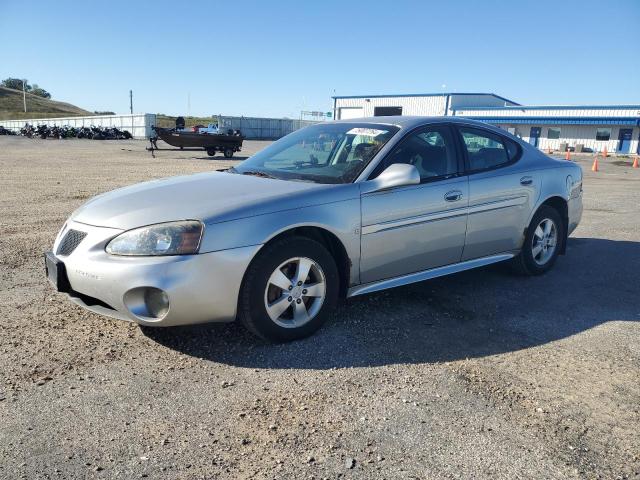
[106,220,203,256]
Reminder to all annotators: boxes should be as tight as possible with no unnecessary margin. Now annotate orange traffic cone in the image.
[603,146,608,158]
[565,149,571,161]
[633,156,639,168]
[591,154,599,172]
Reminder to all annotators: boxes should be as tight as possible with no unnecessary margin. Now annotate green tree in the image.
[30,84,51,99]
[1,77,30,90]
[2,78,53,98]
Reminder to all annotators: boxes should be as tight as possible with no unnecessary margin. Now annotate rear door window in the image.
[458,127,514,171]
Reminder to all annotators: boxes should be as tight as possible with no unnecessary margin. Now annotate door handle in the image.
[520,176,533,186]
[444,190,463,202]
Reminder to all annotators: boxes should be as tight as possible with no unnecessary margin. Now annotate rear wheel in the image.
[512,205,563,275]
[238,236,339,342]
[224,148,234,158]
[206,148,216,157]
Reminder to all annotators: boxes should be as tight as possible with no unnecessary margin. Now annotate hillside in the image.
[0,86,92,120]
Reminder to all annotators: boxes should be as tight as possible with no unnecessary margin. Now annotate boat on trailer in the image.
[150,126,244,158]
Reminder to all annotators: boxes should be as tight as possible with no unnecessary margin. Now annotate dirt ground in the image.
[0,137,638,480]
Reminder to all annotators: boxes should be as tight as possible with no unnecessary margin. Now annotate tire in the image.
[512,205,564,276]
[223,148,234,158]
[238,236,339,342]
[206,148,216,157]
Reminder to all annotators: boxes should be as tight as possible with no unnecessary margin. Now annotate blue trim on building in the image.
[332,92,520,105]
[463,116,640,126]
[455,104,640,111]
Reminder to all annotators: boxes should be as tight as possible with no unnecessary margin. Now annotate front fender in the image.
[200,198,362,285]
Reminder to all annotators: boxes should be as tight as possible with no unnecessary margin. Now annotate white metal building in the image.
[333,93,640,155]
[333,93,518,119]
[453,105,640,154]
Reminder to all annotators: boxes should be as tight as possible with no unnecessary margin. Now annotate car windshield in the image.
[231,123,400,184]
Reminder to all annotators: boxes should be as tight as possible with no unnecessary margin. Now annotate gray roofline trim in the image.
[332,92,520,105]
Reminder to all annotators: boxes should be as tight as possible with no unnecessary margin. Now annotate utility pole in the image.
[22,79,27,113]
[129,90,133,114]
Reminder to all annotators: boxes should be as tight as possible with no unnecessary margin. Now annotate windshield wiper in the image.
[240,170,278,179]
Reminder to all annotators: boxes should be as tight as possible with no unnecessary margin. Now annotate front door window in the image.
[370,126,458,182]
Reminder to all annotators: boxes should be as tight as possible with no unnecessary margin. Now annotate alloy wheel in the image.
[263,257,326,328]
[531,218,557,266]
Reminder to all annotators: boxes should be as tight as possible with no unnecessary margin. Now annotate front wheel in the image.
[238,236,339,342]
[512,205,563,275]
[223,148,234,158]
[206,148,216,157]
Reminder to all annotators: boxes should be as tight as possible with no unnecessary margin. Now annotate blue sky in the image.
[1,0,638,117]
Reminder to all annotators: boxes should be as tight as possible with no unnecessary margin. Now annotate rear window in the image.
[459,127,520,171]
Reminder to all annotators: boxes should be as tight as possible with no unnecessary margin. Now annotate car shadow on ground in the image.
[143,237,640,369]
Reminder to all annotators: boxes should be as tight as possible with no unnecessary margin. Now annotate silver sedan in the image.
[45,117,583,341]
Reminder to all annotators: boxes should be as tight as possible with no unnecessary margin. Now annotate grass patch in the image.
[0,86,91,120]
[154,114,219,128]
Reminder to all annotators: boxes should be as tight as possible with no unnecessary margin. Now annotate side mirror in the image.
[363,163,421,193]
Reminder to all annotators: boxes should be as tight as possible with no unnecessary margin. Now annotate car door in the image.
[359,124,468,284]
[455,125,540,261]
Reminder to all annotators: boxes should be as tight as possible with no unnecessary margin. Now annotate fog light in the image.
[144,288,169,319]
[124,287,170,321]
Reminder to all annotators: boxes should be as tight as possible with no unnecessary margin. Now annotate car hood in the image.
[72,171,351,230]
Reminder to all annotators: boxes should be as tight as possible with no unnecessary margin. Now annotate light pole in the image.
[129,90,133,114]
[22,79,27,113]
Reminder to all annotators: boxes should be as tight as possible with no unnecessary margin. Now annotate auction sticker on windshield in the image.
[346,128,388,137]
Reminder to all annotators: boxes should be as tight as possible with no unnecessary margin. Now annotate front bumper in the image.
[48,220,261,326]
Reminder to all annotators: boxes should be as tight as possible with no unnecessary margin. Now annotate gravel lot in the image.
[0,137,638,479]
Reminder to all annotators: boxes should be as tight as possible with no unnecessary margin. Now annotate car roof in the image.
[330,116,531,151]
[332,115,500,130]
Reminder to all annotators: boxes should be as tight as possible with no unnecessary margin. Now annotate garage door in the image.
[339,107,364,120]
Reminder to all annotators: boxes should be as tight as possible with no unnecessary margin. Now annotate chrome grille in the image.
[56,229,87,256]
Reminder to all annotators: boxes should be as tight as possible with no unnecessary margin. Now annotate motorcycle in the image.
[17,123,134,140]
